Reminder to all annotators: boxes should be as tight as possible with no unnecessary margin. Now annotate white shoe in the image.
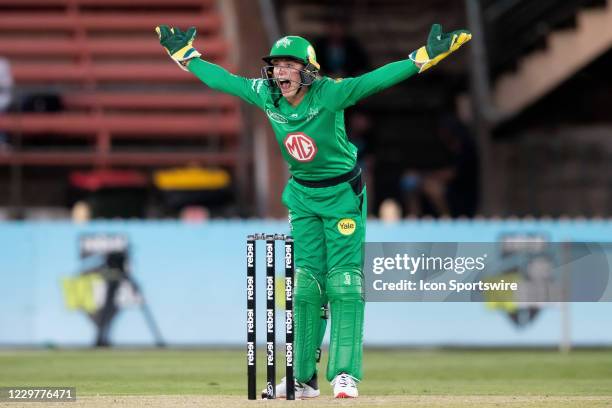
[331,373,359,398]
[298,378,320,399]
[261,375,320,399]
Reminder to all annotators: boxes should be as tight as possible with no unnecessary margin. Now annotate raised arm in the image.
[318,60,419,111]
[320,24,472,111]
[155,25,267,107]
[187,59,267,107]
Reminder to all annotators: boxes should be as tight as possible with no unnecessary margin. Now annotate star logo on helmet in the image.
[275,37,292,48]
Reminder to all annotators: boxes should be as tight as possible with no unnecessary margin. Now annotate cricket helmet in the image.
[262,35,320,86]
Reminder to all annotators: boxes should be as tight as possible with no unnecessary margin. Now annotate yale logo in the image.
[284,132,317,162]
[337,218,356,235]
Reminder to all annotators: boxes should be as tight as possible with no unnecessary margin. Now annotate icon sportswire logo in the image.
[284,132,317,162]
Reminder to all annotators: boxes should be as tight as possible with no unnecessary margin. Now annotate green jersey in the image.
[188,58,418,180]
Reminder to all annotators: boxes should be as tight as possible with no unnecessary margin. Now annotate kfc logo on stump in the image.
[284,132,317,162]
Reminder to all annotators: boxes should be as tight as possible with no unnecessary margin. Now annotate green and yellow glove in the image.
[155,24,202,71]
[409,24,472,73]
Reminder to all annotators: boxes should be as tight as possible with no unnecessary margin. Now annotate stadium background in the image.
[0,0,611,404]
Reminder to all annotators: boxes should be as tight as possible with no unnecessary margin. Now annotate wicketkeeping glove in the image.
[155,24,202,71]
[409,24,472,73]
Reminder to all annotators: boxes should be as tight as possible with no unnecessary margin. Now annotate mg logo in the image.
[284,132,317,162]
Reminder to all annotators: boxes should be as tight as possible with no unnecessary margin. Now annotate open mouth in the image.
[278,79,293,92]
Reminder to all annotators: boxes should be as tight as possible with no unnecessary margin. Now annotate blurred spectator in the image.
[379,198,402,223]
[313,16,370,78]
[401,168,453,217]
[400,171,423,215]
[400,114,479,218]
[180,205,210,223]
[18,92,63,113]
[0,57,13,151]
[438,114,479,217]
[348,109,378,214]
[71,201,92,223]
[349,109,374,166]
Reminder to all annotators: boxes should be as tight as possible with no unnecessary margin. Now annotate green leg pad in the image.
[326,267,365,382]
[315,303,329,363]
[294,267,324,382]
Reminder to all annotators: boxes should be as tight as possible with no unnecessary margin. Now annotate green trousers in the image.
[282,175,366,382]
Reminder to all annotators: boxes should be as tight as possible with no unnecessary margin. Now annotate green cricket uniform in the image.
[188,57,418,382]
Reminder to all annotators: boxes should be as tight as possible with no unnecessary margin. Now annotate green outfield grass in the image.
[1,348,611,407]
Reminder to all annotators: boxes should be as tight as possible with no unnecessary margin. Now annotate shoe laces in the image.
[332,373,357,388]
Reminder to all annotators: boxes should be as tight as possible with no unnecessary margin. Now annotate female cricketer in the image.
[156,24,471,398]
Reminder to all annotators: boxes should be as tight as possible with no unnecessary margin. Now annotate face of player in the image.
[271,58,306,101]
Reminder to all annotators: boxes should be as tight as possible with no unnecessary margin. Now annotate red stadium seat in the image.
[0,151,242,167]
[0,38,229,58]
[0,0,242,168]
[1,0,215,6]
[62,92,238,111]
[0,113,240,137]
[11,62,235,83]
[0,13,221,32]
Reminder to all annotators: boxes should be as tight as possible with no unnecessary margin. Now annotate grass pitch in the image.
[1,348,611,407]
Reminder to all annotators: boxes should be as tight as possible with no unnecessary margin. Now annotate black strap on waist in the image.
[292,166,361,188]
